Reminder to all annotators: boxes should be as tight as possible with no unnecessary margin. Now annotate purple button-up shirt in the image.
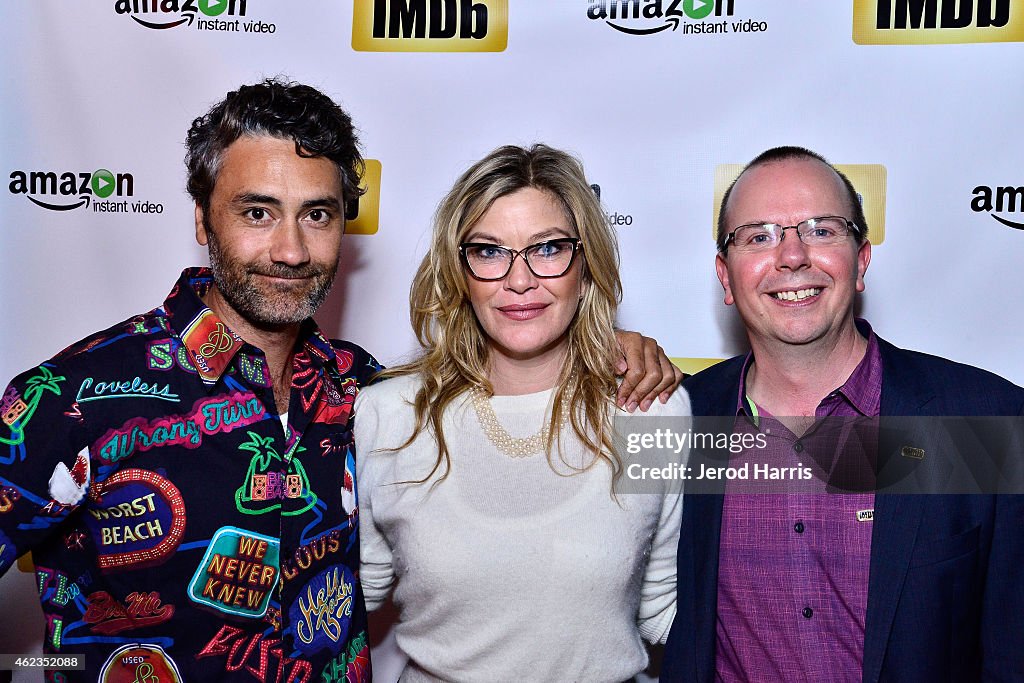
[715,324,882,682]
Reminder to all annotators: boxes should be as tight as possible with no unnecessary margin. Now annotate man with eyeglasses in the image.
[661,146,1024,681]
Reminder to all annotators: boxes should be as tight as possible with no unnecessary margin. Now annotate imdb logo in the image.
[853,0,1023,44]
[346,159,383,236]
[712,163,888,245]
[352,0,508,52]
[671,358,725,377]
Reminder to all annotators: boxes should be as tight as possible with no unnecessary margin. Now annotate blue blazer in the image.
[661,337,1024,682]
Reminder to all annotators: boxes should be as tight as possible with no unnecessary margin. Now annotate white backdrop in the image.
[2,1,1022,680]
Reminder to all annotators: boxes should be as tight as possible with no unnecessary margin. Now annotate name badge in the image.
[856,509,874,522]
[901,446,925,460]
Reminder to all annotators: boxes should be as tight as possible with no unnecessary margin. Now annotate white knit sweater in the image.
[354,374,690,682]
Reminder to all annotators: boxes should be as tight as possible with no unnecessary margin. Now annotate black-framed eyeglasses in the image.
[459,238,583,281]
[721,216,861,253]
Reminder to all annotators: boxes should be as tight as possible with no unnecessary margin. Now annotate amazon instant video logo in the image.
[972,184,1024,230]
[9,168,164,215]
[587,1,768,36]
[115,0,276,34]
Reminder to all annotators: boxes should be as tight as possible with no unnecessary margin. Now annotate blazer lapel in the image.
[679,358,742,681]
[862,339,935,683]
[862,488,925,682]
[689,493,724,682]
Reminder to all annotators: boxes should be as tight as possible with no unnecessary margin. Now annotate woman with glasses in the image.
[354,144,690,681]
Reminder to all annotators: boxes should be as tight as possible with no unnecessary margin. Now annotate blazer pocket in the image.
[908,525,980,568]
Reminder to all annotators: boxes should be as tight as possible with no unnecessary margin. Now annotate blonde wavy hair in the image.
[381,144,623,483]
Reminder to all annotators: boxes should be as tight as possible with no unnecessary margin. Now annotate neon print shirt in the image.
[0,268,381,683]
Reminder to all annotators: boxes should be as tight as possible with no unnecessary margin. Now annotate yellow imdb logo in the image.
[712,163,888,245]
[352,0,508,52]
[853,0,1023,44]
[346,159,383,236]
[671,358,725,377]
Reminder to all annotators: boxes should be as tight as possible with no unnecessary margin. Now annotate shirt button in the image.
[802,607,813,619]
[793,441,804,453]
[794,521,805,533]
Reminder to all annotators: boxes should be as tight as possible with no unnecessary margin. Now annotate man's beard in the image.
[205,227,338,327]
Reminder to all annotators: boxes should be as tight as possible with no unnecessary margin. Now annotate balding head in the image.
[717,146,867,254]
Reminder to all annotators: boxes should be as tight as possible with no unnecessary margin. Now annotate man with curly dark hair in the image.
[0,78,680,681]
[0,78,381,682]
[185,80,365,220]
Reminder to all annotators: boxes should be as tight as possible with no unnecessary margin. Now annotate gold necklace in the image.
[470,386,571,458]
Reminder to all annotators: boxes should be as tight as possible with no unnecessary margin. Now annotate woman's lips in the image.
[497,303,548,321]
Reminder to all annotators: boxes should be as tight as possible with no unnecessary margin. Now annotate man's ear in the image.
[195,203,209,246]
[715,253,734,306]
[855,239,871,293]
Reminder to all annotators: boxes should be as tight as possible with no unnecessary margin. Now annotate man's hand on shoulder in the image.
[613,330,685,413]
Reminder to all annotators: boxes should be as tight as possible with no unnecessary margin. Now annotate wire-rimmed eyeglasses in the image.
[721,216,861,253]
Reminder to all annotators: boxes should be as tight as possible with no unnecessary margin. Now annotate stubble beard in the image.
[205,226,339,328]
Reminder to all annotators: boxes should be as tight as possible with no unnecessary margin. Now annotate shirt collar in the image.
[834,319,882,417]
[735,352,756,418]
[734,318,883,419]
[161,268,244,385]
[162,267,337,387]
[298,318,341,372]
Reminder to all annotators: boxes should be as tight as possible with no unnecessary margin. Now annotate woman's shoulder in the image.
[617,385,691,419]
[354,375,427,472]
[356,372,424,410]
